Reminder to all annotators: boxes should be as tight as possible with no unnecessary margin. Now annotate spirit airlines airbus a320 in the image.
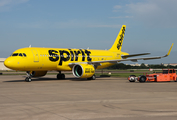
[4,25,174,82]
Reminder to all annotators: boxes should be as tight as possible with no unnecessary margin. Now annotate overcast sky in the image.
[0,0,177,64]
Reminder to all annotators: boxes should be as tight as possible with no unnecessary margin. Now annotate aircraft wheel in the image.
[87,74,96,80]
[139,75,146,83]
[57,74,65,79]
[25,77,31,82]
[61,74,65,79]
[57,74,61,79]
[92,74,96,80]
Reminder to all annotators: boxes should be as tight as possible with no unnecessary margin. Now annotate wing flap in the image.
[122,53,150,59]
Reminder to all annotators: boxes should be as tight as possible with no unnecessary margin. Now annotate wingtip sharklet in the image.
[166,43,174,56]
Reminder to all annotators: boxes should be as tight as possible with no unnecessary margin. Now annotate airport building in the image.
[0,58,10,70]
[163,63,177,66]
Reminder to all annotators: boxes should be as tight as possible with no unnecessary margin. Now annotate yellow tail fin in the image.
[109,25,126,51]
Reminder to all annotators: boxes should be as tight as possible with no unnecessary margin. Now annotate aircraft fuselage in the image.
[4,47,128,71]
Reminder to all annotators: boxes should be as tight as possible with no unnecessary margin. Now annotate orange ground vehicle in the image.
[128,69,177,83]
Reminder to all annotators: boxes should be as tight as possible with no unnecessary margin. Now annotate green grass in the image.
[95,73,145,78]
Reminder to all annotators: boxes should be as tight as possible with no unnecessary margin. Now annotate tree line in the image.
[106,63,177,69]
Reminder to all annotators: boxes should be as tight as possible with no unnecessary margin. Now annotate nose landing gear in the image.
[25,71,32,82]
[25,77,31,82]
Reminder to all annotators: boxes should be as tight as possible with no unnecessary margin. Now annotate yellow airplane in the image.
[4,25,174,82]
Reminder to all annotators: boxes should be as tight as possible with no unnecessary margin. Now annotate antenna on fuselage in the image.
[29,45,31,48]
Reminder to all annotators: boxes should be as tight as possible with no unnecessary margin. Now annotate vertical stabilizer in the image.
[109,25,126,51]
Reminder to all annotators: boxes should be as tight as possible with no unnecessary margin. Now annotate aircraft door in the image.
[31,49,39,62]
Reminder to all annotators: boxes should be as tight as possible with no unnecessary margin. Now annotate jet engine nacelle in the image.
[27,71,47,77]
[72,64,95,78]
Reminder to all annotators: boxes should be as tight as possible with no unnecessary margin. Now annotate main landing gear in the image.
[57,71,65,79]
[87,74,96,80]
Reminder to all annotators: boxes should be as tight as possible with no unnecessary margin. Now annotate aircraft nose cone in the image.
[4,57,13,69]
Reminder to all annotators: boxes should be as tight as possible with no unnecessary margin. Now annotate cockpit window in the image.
[23,53,27,57]
[12,53,18,56]
[19,53,23,56]
[11,53,27,57]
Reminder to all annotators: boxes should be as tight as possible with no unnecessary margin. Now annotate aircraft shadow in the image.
[3,76,95,82]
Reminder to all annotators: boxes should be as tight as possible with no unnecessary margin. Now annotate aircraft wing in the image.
[89,43,174,64]
[121,53,150,59]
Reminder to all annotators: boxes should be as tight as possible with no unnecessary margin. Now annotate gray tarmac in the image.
[0,74,177,120]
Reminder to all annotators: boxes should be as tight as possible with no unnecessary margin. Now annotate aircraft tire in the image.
[87,74,96,80]
[92,74,96,80]
[25,77,31,82]
[61,74,65,79]
[57,74,65,79]
[57,74,61,79]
